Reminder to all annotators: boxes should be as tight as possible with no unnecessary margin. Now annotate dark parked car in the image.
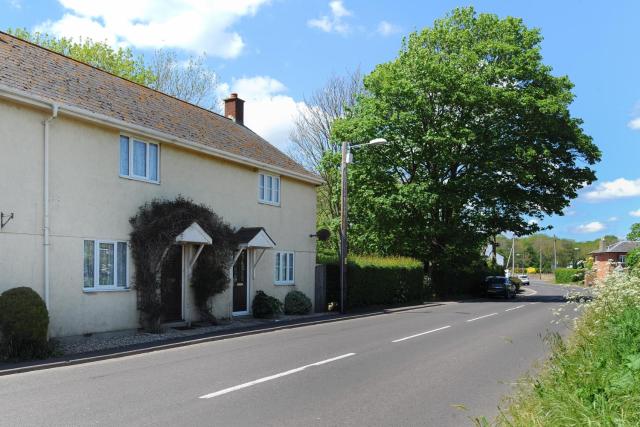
[483,276,516,299]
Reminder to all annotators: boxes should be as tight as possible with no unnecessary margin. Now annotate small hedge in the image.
[323,255,424,308]
[284,290,312,315]
[555,268,584,284]
[252,291,283,318]
[0,287,50,360]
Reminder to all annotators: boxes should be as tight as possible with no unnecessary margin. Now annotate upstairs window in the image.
[259,172,280,205]
[120,135,159,183]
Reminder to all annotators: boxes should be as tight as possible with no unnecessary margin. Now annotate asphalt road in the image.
[0,281,579,427]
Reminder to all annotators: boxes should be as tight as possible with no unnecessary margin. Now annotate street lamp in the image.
[340,138,389,313]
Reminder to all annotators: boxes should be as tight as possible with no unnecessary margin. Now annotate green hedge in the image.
[555,268,584,284]
[323,255,424,308]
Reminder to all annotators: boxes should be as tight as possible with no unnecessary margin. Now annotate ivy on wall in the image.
[129,196,237,331]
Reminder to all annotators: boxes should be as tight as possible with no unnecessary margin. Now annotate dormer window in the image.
[258,172,280,206]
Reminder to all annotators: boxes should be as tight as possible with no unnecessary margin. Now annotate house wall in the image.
[0,99,317,337]
[593,253,626,281]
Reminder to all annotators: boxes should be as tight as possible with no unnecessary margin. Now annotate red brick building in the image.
[590,239,640,281]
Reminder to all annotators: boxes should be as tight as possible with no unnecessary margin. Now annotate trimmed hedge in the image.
[323,255,424,308]
[555,268,584,284]
[284,290,312,315]
[0,287,50,360]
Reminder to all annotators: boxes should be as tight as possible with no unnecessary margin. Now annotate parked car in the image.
[483,276,517,299]
[517,274,530,286]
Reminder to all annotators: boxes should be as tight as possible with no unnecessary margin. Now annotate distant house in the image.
[484,244,505,267]
[590,238,640,281]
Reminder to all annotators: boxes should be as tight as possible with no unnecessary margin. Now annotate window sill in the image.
[258,200,281,207]
[119,175,160,185]
[274,282,295,286]
[83,287,131,293]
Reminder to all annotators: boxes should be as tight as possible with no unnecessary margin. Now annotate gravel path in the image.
[56,313,335,356]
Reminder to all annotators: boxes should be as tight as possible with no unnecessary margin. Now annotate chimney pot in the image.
[224,93,244,125]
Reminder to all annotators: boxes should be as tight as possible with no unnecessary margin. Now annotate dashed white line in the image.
[391,325,451,343]
[505,305,525,312]
[466,312,499,322]
[199,353,356,399]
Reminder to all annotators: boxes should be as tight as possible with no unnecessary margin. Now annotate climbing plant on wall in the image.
[129,196,237,331]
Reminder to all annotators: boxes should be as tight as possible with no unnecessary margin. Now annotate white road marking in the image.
[199,353,356,399]
[391,325,451,343]
[466,312,498,322]
[505,305,525,312]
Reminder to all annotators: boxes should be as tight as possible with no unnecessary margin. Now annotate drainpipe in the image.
[44,103,59,310]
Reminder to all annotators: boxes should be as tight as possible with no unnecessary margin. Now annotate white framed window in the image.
[274,251,294,285]
[119,135,159,183]
[84,240,129,290]
[258,172,280,205]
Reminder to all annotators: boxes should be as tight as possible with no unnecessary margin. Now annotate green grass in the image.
[487,273,640,426]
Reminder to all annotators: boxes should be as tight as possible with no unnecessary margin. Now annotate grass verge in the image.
[482,272,640,426]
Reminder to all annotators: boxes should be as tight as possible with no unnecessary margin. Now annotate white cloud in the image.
[584,178,640,201]
[377,20,400,36]
[574,221,605,233]
[608,216,619,222]
[630,209,640,217]
[527,219,538,225]
[308,0,352,34]
[34,0,269,58]
[8,0,21,8]
[628,117,640,130]
[219,76,305,151]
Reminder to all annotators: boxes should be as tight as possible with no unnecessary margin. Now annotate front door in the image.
[233,250,248,313]
[161,245,183,322]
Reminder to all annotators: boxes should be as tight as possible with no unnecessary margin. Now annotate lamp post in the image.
[340,138,388,313]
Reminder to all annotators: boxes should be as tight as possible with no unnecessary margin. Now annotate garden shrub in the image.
[323,255,424,308]
[0,287,50,360]
[555,268,583,284]
[252,291,283,318]
[626,247,640,271]
[284,290,312,315]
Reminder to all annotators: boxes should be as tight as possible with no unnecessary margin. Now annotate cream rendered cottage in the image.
[0,32,321,337]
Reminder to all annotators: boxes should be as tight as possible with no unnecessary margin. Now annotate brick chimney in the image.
[224,93,244,125]
[599,237,606,252]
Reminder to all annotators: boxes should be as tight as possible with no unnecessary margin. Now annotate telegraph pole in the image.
[553,235,558,271]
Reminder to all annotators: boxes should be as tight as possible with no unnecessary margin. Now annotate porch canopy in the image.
[175,222,212,269]
[234,227,276,278]
[235,227,276,249]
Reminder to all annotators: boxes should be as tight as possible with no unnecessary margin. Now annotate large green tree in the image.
[331,8,600,287]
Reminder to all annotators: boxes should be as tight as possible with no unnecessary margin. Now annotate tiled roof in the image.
[0,32,318,182]
[591,240,640,254]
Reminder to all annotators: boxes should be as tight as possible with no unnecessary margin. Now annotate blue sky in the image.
[3,0,640,241]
